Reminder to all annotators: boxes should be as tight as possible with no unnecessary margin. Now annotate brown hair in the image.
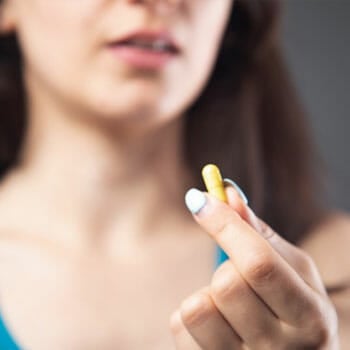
[184,0,328,243]
[0,0,328,243]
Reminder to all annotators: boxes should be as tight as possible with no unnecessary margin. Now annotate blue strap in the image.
[0,311,21,350]
[214,245,229,269]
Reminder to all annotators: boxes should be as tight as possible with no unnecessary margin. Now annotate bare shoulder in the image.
[298,211,350,287]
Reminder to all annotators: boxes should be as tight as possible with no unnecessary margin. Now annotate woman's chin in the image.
[73,87,183,131]
[80,100,164,130]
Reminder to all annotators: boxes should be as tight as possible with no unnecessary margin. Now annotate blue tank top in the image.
[0,245,228,349]
[0,311,21,350]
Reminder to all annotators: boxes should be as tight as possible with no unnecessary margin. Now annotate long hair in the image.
[0,0,327,243]
[184,0,327,243]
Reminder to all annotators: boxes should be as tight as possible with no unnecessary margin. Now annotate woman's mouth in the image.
[107,29,181,70]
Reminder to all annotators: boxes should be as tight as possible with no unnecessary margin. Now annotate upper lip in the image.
[109,29,181,53]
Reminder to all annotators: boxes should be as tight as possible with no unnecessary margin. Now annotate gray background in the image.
[282,0,350,210]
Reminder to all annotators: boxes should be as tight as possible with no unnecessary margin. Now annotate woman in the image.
[0,0,348,348]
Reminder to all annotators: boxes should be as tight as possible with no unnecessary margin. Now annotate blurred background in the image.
[282,0,349,211]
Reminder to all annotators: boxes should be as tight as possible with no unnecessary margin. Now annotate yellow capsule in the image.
[201,164,228,203]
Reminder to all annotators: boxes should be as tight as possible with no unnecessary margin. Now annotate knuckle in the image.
[259,220,275,239]
[242,251,276,284]
[179,291,214,328]
[210,262,243,300]
[214,219,237,242]
[307,317,331,346]
[297,251,315,275]
[303,300,335,347]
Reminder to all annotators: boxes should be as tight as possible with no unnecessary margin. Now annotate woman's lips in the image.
[107,29,181,69]
[107,44,179,69]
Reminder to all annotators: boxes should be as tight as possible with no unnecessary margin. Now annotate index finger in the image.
[184,188,321,326]
[223,184,326,294]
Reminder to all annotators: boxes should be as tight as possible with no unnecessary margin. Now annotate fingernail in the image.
[223,178,249,205]
[185,188,207,214]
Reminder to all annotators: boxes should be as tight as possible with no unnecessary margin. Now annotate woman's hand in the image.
[169,184,339,349]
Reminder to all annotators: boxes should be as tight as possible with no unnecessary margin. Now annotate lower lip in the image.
[108,45,178,69]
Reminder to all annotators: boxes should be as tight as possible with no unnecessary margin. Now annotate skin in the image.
[171,187,341,349]
[0,0,348,349]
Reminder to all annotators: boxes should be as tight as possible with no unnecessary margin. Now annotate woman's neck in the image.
[0,103,196,254]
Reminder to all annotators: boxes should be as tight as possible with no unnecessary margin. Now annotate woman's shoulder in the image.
[299,210,350,288]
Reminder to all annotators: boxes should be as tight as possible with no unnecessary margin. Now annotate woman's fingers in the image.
[187,190,322,326]
[223,184,326,293]
[172,286,243,350]
[170,310,203,350]
[210,259,282,348]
